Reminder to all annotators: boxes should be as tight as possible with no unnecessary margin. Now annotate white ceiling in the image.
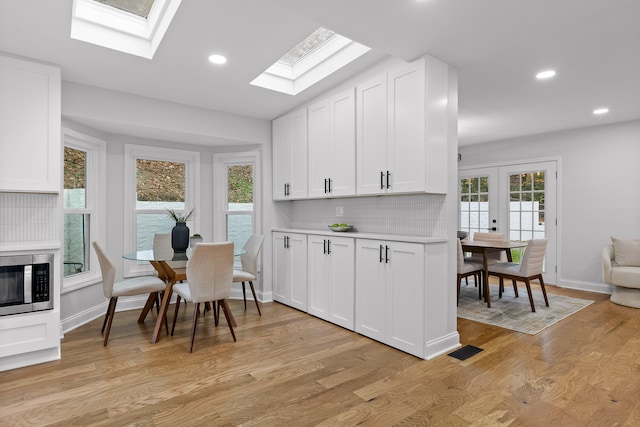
[1,0,638,146]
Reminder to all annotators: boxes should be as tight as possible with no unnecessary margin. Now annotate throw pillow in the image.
[611,237,640,267]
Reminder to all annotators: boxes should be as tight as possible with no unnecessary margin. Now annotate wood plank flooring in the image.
[2,284,640,426]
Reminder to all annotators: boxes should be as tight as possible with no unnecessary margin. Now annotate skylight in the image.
[251,27,371,96]
[93,0,155,18]
[70,0,182,59]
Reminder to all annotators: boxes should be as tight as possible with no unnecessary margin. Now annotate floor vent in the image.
[448,345,483,361]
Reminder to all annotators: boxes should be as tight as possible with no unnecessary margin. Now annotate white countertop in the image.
[271,228,447,244]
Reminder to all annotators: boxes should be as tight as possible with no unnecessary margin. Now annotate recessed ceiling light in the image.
[536,70,556,79]
[593,108,609,115]
[208,54,227,65]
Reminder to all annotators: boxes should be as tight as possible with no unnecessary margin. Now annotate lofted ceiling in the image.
[0,0,638,146]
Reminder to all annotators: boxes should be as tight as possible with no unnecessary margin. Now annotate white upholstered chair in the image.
[171,242,235,352]
[233,234,264,315]
[488,239,548,312]
[457,239,484,305]
[93,242,167,346]
[602,238,640,308]
[466,232,507,264]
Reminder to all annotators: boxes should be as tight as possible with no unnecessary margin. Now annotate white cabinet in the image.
[273,232,307,311]
[307,88,356,198]
[355,239,425,358]
[272,107,308,200]
[356,56,449,195]
[0,55,61,193]
[307,234,355,330]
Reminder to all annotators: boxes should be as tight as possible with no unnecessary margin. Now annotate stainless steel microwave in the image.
[0,253,53,316]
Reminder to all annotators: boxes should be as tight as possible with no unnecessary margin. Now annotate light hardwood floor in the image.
[2,284,639,426]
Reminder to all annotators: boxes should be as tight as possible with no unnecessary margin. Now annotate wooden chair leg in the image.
[103,297,118,346]
[189,303,200,352]
[512,280,519,297]
[538,275,549,306]
[138,293,156,323]
[457,276,461,306]
[248,281,261,316]
[465,277,469,287]
[171,295,182,336]
[218,299,237,342]
[214,301,220,326]
[101,297,116,334]
[498,277,504,298]
[242,282,247,310]
[524,279,536,312]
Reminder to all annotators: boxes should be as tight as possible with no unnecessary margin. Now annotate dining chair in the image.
[153,233,188,271]
[466,232,507,264]
[92,242,167,346]
[170,242,236,352]
[487,239,549,312]
[232,234,265,315]
[457,239,484,305]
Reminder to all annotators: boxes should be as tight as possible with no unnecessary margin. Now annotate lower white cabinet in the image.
[355,239,425,358]
[273,232,307,311]
[307,235,355,330]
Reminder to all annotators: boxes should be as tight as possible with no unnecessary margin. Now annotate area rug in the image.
[457,283,594,335]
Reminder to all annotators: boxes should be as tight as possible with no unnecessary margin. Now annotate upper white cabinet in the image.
[356,56,449,195]
[0,55,61,193]
[307,88,356,198]
[273,232,308,311]
[307,234,355,330]
[272,107,308,200]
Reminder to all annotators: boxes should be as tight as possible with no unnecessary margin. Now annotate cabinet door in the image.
[388,60,426,194]
[386,241,425,358]
[307,99,332,198]
[272,108,308,200]
[329,89,356,197]
[307,235,331,320]
[0,55,61,192]
[272,232,307,311]
[355,239,387,342]
[356,76,388,195]
[289,108,308,199]
[328,236,355,330]
[288,233,308,311]
[272,115,291,200]
[272,232,290,303]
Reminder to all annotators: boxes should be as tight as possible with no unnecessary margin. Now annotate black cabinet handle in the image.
[284,235,289,248]
[385,245,390,263]
[380,171,384,189]
[323,239,327,254]
[379,244,384,263]
[386,171,391,189]
[327,240,331,255]
[324,178,328,194]
[328,178,332,193]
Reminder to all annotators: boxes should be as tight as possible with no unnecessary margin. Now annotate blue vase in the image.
[171,222,190,253]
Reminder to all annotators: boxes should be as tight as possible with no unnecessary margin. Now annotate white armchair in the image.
[602,238,640,308]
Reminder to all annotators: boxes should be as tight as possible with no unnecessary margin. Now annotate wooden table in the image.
[123,248,244,343]
[460,240,527,308]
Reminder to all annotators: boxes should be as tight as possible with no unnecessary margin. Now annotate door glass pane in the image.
[64,147,86,209]
[63,214,89,277]
[459,175,490,237]
[508,170,546,267]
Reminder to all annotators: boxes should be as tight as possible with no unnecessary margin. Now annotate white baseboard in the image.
[424,331,461,360]
[558,279,613,295]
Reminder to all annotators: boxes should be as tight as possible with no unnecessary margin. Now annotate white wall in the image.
[459,119,640,292]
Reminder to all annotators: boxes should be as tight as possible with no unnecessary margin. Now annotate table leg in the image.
[151,280,174,344]
[138,293,157,323]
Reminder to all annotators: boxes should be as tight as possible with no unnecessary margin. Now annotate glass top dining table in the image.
[123,245,245,344]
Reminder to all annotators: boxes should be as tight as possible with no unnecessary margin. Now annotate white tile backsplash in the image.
[0,193,60,243]
[290,194,446,236]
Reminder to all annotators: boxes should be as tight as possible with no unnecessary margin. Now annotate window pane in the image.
[227,165,253,209]
[227,214,252,251]
[64,147,86,209]
[137,213,175,251]
[63,213,89,277]
[136,159,185,209]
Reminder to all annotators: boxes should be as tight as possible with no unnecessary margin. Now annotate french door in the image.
[459,161,557,284]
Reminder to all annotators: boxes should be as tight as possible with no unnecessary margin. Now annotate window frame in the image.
[124,144,200,277]
[213,151,261,256]
[62,127,107,293]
